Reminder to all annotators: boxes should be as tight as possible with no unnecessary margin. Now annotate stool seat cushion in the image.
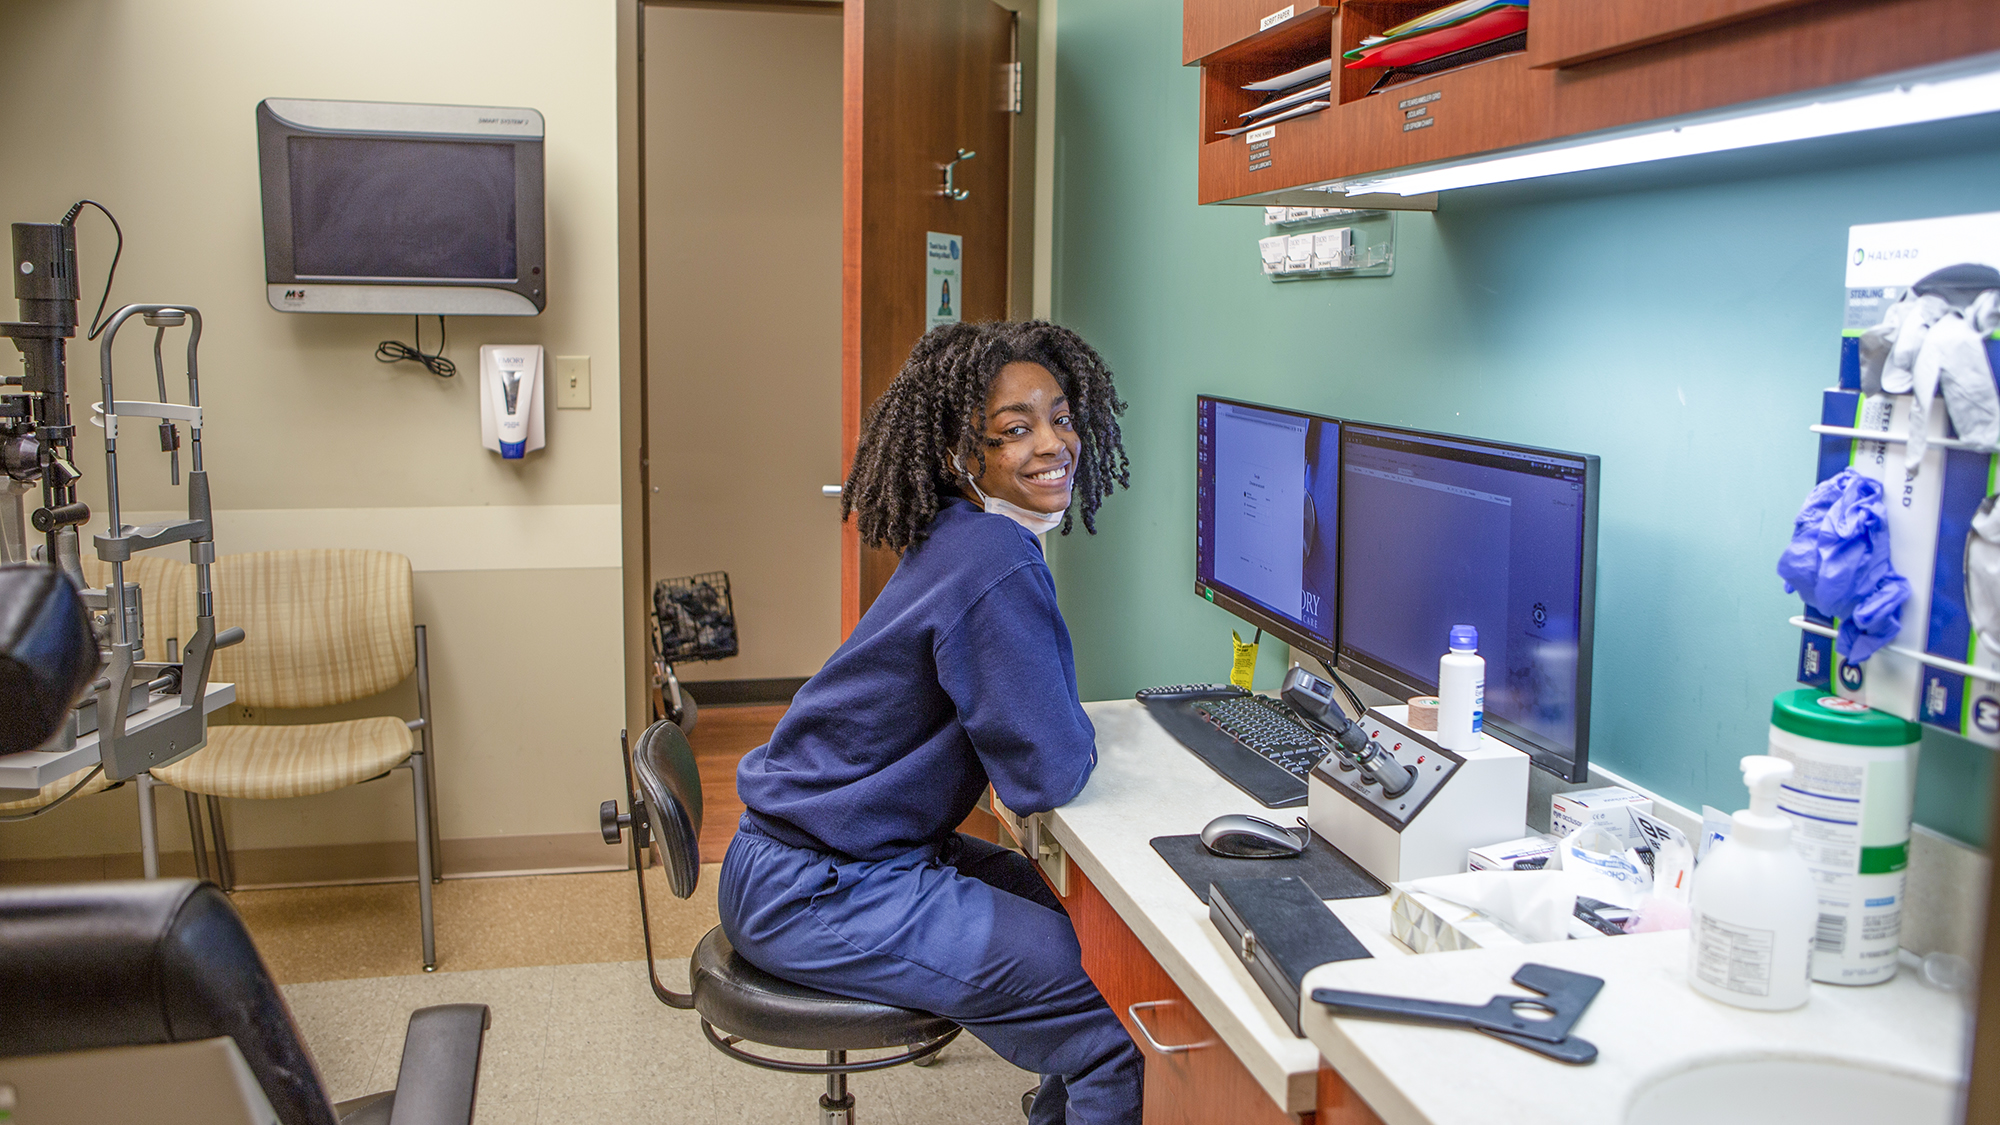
[690,927,956,1052]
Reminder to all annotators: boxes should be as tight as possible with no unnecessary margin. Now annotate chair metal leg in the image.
[410,751,438,971]
[138,774,160,879]
[206,795,236,891]
[821,1051,854,1125]
[414,624,442,883]
[184,790,211,882]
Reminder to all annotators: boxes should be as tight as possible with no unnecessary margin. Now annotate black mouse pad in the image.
[1150,832,1387,904]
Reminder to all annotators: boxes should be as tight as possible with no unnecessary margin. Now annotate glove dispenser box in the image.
[1306,705,1529,884]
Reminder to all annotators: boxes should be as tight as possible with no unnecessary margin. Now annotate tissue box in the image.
[1551,787,1651,847]
[1388,889,1526,954]
[1467,834,1560,872]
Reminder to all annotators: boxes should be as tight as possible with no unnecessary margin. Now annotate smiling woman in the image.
[721,320,1143,1125]
[841,320,1131,553]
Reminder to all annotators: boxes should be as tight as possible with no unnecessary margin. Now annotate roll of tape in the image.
[1407,696,1440,731]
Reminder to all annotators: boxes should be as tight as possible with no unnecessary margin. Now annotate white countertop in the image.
[1053,699,1971,1125]
[1298,931,1968,1125]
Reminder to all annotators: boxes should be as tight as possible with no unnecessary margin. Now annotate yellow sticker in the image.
[1230,630,1259,690]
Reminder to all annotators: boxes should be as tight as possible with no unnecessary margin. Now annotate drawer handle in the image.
[1126,1000,1213,1054]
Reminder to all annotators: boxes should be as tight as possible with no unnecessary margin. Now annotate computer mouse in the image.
[1200,814,1306,859]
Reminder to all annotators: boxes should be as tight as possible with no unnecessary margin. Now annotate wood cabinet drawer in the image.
[1064,865,1308,1125]
[1525,0,1831,69]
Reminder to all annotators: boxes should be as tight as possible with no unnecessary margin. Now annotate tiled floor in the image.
[239,867,1035,1123]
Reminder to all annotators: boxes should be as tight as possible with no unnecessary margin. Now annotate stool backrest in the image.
[210,549,414,709]
[632,719,703,899]
[0,879,337,1125]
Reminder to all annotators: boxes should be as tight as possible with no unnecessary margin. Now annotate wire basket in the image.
[652,571,738,663]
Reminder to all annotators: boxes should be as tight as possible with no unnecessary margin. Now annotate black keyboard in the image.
[1136,687,1327,808]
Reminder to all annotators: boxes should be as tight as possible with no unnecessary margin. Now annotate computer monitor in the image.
[1336,423,1599,782]
[256,98,546,316]
[1194,396,1342,666]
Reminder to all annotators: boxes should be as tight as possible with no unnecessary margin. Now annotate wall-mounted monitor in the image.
[1194,396,1343,667]
[256,98,545,316]
[1336,422,1599,783]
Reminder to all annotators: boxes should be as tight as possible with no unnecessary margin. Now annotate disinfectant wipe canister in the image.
[1767,690,1921,986]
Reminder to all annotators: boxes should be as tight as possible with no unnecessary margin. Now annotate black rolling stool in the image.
[600,720,960,1125]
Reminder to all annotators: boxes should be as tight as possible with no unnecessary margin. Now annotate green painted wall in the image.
[1044,0,2000,845]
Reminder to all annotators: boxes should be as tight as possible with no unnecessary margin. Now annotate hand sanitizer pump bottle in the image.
[1435,625,1484,751]
[1688,756,1816,1010]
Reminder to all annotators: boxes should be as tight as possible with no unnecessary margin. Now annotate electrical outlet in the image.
[554,355,590,409]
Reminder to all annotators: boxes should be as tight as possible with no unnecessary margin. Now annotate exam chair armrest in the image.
[384,1003,490,1125]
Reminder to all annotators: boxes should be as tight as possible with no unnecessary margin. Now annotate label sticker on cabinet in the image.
[1398,90,1442,110]
[1260,5,1295,30]
[1246,125,1277,144]
[1403,117,1435,133]
[1404,106,1429,120]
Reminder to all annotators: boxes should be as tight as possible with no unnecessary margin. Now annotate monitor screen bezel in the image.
[1193,394,1342,669]
[1332,420,1600,783]
[256,98,546,316]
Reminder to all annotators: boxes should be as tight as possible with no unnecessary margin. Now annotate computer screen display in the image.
[1336,423,1598,782]
[1194,396,1341,664]
[288,136,518,281]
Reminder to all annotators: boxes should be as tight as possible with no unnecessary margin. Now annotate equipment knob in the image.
[600,799,632,845]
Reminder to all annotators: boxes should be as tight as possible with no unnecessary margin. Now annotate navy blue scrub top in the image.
[737,495,1098,862]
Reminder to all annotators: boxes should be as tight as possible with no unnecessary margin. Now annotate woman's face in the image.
[964,361,1080,515]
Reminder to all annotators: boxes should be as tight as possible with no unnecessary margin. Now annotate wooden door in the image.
[841,0,1017,633]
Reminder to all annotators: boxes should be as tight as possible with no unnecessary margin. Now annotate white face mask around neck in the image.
[952,454,1067,536]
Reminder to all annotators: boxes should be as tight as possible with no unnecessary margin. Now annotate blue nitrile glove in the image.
[1777,468,1912,664]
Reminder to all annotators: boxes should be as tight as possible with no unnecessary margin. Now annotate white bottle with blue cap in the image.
[1435,624,1484,751]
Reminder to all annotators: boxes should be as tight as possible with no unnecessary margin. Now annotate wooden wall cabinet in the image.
[1186,0,2000,206]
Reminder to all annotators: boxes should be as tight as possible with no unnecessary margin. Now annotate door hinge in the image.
[1005,61,1023,114]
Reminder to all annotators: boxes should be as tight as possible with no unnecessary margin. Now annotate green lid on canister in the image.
[1770,689,1921,746]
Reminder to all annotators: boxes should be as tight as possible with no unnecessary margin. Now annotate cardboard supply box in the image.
[1550,787,1651,847]
[1467,833,1560,872]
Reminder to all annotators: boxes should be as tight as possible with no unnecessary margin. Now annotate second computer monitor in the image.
[1194,396,1341,665]
[1336,423,1599,782]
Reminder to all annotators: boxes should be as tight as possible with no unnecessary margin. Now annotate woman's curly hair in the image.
[842,320,1130,553]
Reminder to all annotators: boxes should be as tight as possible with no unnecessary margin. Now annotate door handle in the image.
[940,149,976,200]
[821,485,842,496]
[1126,1001,1212,1054]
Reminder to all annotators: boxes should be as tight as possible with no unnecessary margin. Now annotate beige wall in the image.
[0,0,629,866]
[644,3,844,684]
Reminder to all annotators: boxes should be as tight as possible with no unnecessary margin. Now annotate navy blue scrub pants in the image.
[718,824,1143,1125]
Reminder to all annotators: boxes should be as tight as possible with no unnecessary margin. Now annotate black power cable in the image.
[61,199,123,340]
[375,315,456,378]
[0,765,105,822]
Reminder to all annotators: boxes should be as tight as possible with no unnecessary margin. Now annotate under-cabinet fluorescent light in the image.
[1325,54,2000,197]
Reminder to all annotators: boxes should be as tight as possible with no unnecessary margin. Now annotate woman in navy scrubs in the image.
[719,320,1140,1124]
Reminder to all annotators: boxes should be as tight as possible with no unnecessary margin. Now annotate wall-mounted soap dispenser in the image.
[480,344,544,459]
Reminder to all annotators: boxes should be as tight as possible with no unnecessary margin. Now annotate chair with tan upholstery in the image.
[0,555,195,821]
[149,549,443,970]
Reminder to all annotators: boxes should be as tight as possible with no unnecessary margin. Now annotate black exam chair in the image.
[600,720,961,1125]
[0,879,489,1125]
